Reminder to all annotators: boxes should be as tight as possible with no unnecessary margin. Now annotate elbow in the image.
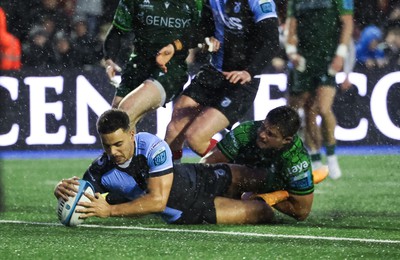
[151,195,168,213]
[293,210,310,221]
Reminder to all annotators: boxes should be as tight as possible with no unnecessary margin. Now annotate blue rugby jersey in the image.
[83,132,181,223]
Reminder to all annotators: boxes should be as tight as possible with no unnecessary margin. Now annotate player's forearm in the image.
[273,195,312,221]
[284,17,298,47]
[339,14,354,46]
[109,194,167,217]
[103,25,123,61]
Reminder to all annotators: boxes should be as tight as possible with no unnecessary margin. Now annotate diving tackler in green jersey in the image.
[217,121,314,196]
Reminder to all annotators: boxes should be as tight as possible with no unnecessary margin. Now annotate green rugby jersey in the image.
[217,121,313,195]
[112,0,201,60]
[287,0,353,69]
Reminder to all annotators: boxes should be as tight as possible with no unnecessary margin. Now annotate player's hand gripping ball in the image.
[57,179,95,227]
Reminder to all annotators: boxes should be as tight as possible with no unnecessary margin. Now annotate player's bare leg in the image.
[165,95,202,162]
[304,96,323,169]
[225,165,270,198]
[288,92,323,169]
[184,107,229,156]
[214,197,274,224]
[118,80,164,131]
[315,86,342,179]
[111,95,123,109]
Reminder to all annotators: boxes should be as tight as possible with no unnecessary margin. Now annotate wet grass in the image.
[0,155,399,259]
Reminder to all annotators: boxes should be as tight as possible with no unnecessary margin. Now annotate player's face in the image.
[256,120,291,150]
[100,128,135,164]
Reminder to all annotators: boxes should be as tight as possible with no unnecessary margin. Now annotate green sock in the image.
[326,144,336,156]
[310,153,322,162]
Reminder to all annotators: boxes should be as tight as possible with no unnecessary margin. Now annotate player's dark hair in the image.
[266,106,300,138]
[97,109,130,134]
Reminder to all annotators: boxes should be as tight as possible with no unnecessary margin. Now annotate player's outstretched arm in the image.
[77,173,173,219]
[273,193,314,221]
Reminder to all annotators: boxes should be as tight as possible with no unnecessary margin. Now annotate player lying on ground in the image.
[202,106,328,220]
[55,109,281,224]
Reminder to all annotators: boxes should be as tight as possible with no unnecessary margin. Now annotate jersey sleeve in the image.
[217,131,238,162]
[249,0,278,22]
[136,133,174,177]
[217,121,257,162]
[147,140,174,176]
[336,0,354,15]
[112,0,134,32]
[282,137,314,195]
[82,153,110,194]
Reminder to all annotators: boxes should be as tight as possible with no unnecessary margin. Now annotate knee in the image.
[185,128,199,146]
[185,128,206,151]
[166,120,183,137]
[318,106,333,117]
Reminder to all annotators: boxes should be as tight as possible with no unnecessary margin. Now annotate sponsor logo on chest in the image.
[145,16,191,28]
[287,161,309,174]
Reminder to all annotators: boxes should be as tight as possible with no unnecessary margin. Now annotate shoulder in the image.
[248,0,278,21]
[232,121,261,135]
[218,121,259,149]
[83,153,114,182]
[89,153,113,171]
[282,135,312,173]
[135,132,173,174]
[135,132,169,152]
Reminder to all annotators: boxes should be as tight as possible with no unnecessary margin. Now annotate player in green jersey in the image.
[103,0,216,128]
[201,106,327,221]
[284,0,354,180]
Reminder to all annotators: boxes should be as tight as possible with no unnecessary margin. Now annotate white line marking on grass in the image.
[1,220,399,244]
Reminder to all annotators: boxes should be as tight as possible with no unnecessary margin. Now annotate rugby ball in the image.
[57,179,95,227]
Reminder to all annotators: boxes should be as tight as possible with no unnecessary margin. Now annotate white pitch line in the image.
[1,220,400,244]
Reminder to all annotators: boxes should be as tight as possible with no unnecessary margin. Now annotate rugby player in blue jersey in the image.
[165,0,280,161]
[54,109,277,224]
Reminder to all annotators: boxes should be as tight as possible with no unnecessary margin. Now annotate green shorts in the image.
[116,55,189,104]
[287,64,337,95]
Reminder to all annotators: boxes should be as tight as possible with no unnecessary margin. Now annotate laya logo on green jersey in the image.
[287,161,309,174]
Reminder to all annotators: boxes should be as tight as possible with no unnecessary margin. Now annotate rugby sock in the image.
[325,144,336,156]
[172,150,183,161]
[200,138,218,157]
[251,191,289,206]
[310,152,322,162]
[310,151,322,169]
[312,165,329,184]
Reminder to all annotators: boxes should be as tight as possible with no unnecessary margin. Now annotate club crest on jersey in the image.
[221,97,232,107]
[140,0,154,9]
[234,2,241,13]
[259,0,273,13]
[97,156,105,166]
[153,148,167,166]
[164,1,170,9]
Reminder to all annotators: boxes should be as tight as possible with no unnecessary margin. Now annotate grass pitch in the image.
[0,155,399,259]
